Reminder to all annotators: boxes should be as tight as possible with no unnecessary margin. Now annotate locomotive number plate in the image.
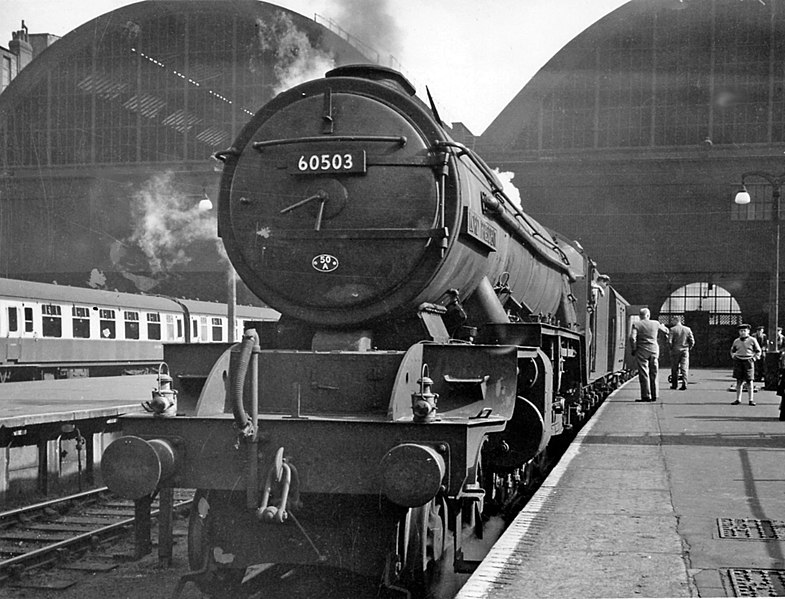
[293,150,367,175]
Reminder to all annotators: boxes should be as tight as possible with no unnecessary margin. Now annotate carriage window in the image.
[124,311,140,340]
[7,307,18,333]
[165,314,176,340]
[200,316,209,341]
[176,318,183,339]
[72,306,90,338]
[192,319,199,340]
[147,313,161,340]
[42,304,62,338]
[24,307,33,333]
[211,317,223,341]
[99,309,116,339]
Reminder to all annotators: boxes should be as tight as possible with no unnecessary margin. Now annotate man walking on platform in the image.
[752,326,768,382]
[731,323,762,406]
[668,318,695,390]
[630,307,669,402]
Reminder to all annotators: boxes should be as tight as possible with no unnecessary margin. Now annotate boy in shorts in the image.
[731,323,762,405]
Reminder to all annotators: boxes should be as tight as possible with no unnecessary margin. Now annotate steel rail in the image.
[0,494,192,575]
[0,487,108,521]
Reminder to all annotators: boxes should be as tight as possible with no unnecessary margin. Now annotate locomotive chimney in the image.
[326,64,416,96]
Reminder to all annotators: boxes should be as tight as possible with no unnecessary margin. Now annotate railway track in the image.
[0,487,192,588]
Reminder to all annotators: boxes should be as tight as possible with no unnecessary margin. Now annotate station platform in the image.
[0,375,154,503]
[457,368,785,599]
[0,374,153,428]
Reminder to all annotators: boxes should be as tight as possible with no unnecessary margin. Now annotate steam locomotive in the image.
[102,65,632,597]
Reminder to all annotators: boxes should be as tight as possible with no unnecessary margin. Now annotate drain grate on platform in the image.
[718,518,785,540]
[727,569,785,597]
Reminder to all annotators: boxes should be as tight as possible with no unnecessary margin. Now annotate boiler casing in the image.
[218,65,577,328]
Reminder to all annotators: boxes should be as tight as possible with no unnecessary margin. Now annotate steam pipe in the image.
[228,329,259,436]
[472,276,511,324]
[247,331,261,509]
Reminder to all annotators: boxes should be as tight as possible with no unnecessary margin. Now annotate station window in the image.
[211,317,223,341]
[7,307,18,333]
[41,304,62,338]
[72,306,91,338]
[24,307,33,333]
[124,311,140,340]
[147,313,161,340]
[99,308,116,339]
[658,282,742,326]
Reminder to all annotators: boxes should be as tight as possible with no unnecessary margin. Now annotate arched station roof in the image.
[0,1,370,299]
[0,0,369,168]
[477,0,785,330]
[481,0,785,155]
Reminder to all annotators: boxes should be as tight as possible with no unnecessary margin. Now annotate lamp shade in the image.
[734,190,751,205]
[198,194,213,211]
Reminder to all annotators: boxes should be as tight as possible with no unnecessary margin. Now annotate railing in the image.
[313,13,404,73]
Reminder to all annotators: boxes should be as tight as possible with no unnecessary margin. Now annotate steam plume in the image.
[493,169,523,209]
[255,11,336,95]
[129,172,223,274]
[332,0,404,63]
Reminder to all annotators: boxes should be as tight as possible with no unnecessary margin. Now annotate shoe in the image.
[636,398,651,402]
[679,386,687,391]
[732,400,741,405]
[670,385,677,389]
[749,401,756,406]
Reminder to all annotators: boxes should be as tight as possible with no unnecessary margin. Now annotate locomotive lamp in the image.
[142,363,177,417]
[411,365,438,422]
[735,171,783,389]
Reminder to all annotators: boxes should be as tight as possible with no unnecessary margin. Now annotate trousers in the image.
[670,349,689,387]
[636,351,659,400]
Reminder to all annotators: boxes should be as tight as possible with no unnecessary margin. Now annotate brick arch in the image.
[657,282,743,367]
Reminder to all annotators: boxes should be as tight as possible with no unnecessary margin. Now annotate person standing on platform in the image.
[752,326,768,382]
[777,326,785,350]
[731,323,762,406]
[630,307,669,402]
[668,318,695,390]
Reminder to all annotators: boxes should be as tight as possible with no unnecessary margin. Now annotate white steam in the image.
[255,11,336,95]
[332,0,404,64]
[129,172,222,274]
[493,169,522,209]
